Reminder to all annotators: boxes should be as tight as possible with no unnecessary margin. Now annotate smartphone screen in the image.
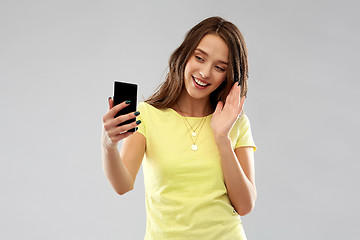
[113,81,138,132]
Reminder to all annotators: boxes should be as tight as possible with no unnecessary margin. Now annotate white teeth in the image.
[194,77,208,87]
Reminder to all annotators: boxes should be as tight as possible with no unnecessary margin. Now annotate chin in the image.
[186,89,214,101]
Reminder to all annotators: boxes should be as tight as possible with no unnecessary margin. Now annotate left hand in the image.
[210,83,246,141]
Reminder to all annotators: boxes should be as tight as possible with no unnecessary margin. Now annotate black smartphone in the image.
[113,81,138,132]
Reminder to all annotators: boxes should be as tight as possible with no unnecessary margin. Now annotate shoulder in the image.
[230,113,253,139]
[137,101,149,112]
[137,101,160,111]
[137,102,154,116]
[233,113,252,131]
[137,102,172,119]
[231,112,257,151]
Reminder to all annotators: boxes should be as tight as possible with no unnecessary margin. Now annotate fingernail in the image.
[134,111,140,116]
[125,100,131,104]
[136,120,141,125]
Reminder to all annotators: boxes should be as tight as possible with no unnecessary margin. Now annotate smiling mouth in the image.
[192,76,211,87]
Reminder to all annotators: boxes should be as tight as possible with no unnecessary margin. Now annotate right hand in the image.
[102,98,140,148]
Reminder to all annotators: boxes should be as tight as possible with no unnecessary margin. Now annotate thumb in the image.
[214,101,224,115]
[108,97,114,109]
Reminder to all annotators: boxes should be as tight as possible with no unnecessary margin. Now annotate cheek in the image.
[184,62,191,77]
[215,74,227,86]
[184,58,198,74]
[213,79,227,93]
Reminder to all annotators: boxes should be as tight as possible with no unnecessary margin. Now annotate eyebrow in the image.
[195,48,228,65]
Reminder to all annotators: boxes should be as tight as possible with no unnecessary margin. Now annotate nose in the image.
[200,64,211,78]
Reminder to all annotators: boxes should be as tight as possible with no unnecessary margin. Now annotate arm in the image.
[102,143,134,195]
[211,83,256,215]
[101,98,145,195]
[215,138,256,216]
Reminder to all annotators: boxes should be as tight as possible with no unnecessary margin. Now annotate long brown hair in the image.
[146,16,249,110]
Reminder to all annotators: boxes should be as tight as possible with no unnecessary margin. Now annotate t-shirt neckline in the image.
[167,107,213,119]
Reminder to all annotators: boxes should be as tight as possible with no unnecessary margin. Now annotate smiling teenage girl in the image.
[102,16,257,239]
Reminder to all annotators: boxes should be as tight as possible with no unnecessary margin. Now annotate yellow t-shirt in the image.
[136,102,256,240]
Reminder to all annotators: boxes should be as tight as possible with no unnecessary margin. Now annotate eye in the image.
[195,56,204,62]
[215,66,226,72]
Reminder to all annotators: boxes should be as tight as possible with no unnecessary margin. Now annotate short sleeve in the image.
[234,114,257,152]
[136,102,147,138]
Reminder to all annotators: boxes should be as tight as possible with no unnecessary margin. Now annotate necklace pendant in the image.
[192,131,197,137]
[191,144,198,151]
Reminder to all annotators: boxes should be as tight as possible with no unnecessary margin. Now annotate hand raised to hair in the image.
[210,83,245,143]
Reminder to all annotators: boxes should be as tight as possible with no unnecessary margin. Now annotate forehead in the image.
[196,34,229,62]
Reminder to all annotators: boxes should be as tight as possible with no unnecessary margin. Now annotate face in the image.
[183,34,229,102]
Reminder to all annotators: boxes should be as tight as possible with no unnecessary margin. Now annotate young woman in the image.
[102,16,257,239]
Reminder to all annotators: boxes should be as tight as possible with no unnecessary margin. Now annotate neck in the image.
[174,91,213,117]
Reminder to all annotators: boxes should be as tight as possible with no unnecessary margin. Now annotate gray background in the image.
[1,0,359,239]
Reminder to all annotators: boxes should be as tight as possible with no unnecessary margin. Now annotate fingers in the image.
[102,110,141,145]
[108,119,141,137]
[102,97,142,147]
[104,128,135,145]
[103,100,131,121]
[234,95,245,116]
[234,83,241,107]
[112,111,139,128]
[225,83,241,107]
[240,95,246,109]
[235,83,241,104]
[214,101,224,114]
[103,110,139,133]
